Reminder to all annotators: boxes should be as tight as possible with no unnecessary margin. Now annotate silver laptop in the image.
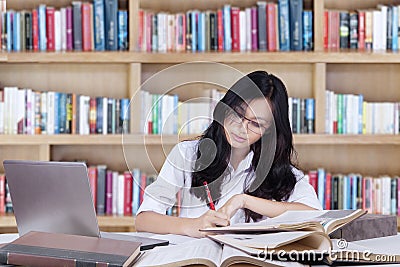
[3,160,168,250]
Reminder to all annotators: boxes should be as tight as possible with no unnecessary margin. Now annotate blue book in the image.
[223,5,231,51]
[104,0,118,50]
[38,5,47,51]
[351,175,357,210]
[131,169,141,215]
[289,0,303,51]
[151,14,158,51]
[197,12,206,52]
[278,0,290,51]
[96,97,104,134]
[6,11,13,52]
[302,10,313,51]
[53,92,59,134]
[13,12,20,51]
[191,11,198,52]
[120,98,130,134]
[117,10,128,50]
[58,93,67,134]
[358,94,363,134]
[317,168,325,209]
[305,98,315,134]
[93,0,105,51]
[392,6,398,51]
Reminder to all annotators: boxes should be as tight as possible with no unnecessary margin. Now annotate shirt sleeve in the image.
[136,142,190,215]
[287,168,323,210]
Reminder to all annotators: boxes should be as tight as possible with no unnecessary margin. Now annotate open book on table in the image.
[201,209,367,236]
[208,231,400,266]
[135,237,307,267]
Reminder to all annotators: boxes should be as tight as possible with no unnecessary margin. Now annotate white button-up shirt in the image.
[137,140,322,224]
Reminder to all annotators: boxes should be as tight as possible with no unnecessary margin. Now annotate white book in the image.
[79,95,90,135]
[47,92,55,135]
[239,10,246,51]
[117,174,125,216]
[60,8,67,51]
[25,88,33,135]
[372,10,382,51]
[112,171,119,215]
[378,5,388,50]
[16,89,26,135]
[102,97,107,135]
[394,102,399,134]
[54,10,61,51]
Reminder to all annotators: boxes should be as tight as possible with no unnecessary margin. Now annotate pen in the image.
[203,181,215,210]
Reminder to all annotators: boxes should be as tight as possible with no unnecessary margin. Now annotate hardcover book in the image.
[0,231,141,267]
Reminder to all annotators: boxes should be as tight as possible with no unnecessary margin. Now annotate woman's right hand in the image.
[183,210,230,238]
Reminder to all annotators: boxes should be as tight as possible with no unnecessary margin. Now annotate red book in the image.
[323,10,328,49]
[324,172,332,210]
[46,7,55,51]
[89,97,97,134]
[87,166,97,209]
[267,2,277,51]
[0,175,5,214]
[308,170,318,194]
[81,2,92,51]
[32,9,39,51]
[217,9,224,51]
[139,172,146,204]
[358,10,365,50]
[329,10,340,50]
[138,9,144,51]
[146,12,153,52]
[123,171,133,216]
[230,7,240,52]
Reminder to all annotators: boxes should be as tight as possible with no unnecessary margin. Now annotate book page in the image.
[135,238,222,267]
[221,245,308,267]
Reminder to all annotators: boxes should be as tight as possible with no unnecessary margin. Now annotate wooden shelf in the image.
[0,215,135,234]
[0,134,399,146]
[5,51,400,64]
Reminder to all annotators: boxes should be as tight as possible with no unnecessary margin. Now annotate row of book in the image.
[140,89,223,135]
[288,97,315,134]
[0,165,182,217]
[0,0,128,52]
[307,169,400,216]
[138,0,312,52]
[325,90,400,135]
[0,87,130,135]
[325,5,400,51]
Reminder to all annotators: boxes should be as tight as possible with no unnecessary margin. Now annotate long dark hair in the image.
[190,70,297,222]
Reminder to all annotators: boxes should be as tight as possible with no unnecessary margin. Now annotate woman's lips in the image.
[231,133,247,143]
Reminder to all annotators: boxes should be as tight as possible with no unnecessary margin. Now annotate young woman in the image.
[135,71,321,237]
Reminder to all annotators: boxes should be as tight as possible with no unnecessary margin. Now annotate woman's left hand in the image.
[218,194,246,219]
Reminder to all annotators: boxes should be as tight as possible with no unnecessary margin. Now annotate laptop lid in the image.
[3,160,169,251]
[3,160,101,237]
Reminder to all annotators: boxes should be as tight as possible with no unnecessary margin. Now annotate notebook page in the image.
[135,238,222,267]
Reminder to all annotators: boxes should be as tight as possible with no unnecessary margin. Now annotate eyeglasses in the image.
[228,111,269,135]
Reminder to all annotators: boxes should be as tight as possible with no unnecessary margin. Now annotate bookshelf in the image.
[0,0,399,231]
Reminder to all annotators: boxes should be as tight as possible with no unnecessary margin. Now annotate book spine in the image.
[81,2,92,51]
[123,171,133,215]
[278,0,290,51]
[104,0,118,50]
[117,10,128,50]
[339,11,349,49]
[72,1,82,51]
[217,9,224,51]
[223,5,231,51]
[66,6,73,51]
[46,7,55,51]
[257,2,267,51]
[96,165,107,215]
[267,3,277,51]
[302,10,313,51]
[349,12,358,49]
[231,7,240,52]
[93,0,105,51]
[105,170,113,215]
[289,0,303,50]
